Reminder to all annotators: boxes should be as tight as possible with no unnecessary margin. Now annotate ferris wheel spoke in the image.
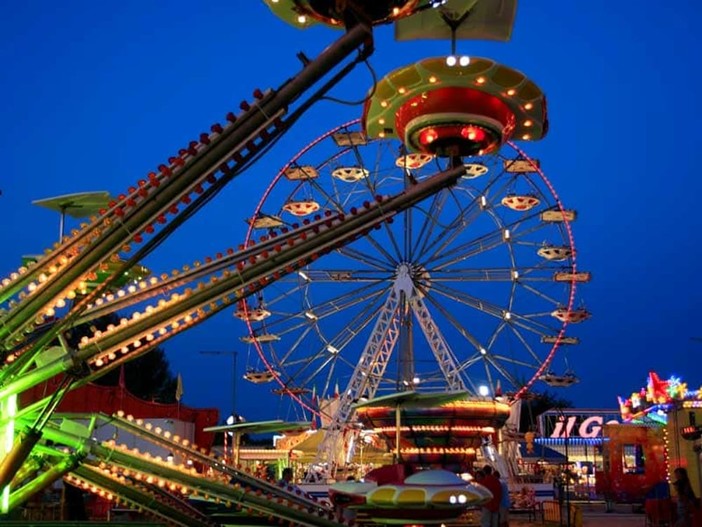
[475,320,527,391]
[279,286,390,360]
[253,314,311,341]
[283,348,335,372]
[306,175,351,213]
[512,240,547,248]
[413,159,516,259]
[481,360,496,392]
[256,280,307,306]
[431,268,513,282]
[462,354,487,369]
[429,281,509,321]
[424,206,513,269]
[430,213,551,271]
[288,345,362,395]
[519,258,559,277]
[506,322,544,364]
[321,359,341,399]
[461,321,520,387]
[298,269,393,282]
[421,289,485,352]
[354,142,407,262]
[430,267,553,282]
[304,281,389,321]
[429,233,504,271]
[491,355,540,369]
[483,355,523,391]
[365,228,403,265]
[506,314,560,337]
[337,245,394,271]
[271,324,317,365]
[262,280,386,338]
[282,351,340,399]
[324,287,392,355]
[410,190,450,261]
[520,172,556,203]
[416,191,485,262]
[472,320,529,389]
[430,282,556,338]
[518,281,567,305]
[485,320,507,350]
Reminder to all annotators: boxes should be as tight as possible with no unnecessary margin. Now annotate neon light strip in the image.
[1,394,17,513]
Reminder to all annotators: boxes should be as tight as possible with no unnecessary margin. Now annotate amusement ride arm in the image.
[0,23,372,351]
[0,165,469,405]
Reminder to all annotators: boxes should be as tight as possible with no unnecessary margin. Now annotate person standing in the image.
[495,471,511,527]
[673,467,697,527]
[480,465,503,527]
[278,467,294,487]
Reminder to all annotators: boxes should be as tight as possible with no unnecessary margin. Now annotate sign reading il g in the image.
[543,412,620,439]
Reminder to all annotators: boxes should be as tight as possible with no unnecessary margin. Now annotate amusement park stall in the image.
[18,380,219,521]
[528,408,621,498]
[594,372,702,511]
[21,378,219,450]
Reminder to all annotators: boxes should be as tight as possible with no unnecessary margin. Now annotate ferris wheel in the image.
[237,120,589,413]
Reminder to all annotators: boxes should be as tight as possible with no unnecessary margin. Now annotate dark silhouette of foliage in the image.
[518,390,573,433]
[65,313,177,403]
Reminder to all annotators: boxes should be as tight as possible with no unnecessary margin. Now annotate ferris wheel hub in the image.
[393,263,432,295]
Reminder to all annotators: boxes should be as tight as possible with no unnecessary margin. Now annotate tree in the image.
[518,389,573,433]
[65,313,178,403]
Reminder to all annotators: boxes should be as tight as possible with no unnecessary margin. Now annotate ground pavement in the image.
[510,502,644,527]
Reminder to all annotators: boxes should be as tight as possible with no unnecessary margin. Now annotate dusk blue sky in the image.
[1,1,700,422]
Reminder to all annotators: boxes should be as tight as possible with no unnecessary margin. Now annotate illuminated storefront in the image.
[526,409,621,497]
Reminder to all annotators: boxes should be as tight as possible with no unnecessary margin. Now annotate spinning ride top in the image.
[264,0,423,28]
[354,392,510,470]
[363,56,547,157]
[264,0,519,44]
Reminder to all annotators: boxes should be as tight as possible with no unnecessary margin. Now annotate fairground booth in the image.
[595,371,702,505]
[527,408,620,499]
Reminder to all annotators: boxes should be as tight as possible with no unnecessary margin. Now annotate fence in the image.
[542,500,582,526]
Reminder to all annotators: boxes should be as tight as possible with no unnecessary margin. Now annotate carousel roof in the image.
[353,390,470,410]
[203,419,312,435]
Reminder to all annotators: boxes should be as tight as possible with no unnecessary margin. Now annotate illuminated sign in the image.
[681,425,702,441]
[539,410,620,439]
[618,371,702,422]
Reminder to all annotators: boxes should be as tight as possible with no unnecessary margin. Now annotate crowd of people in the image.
[474,465,511,527]
[274,462,699,527]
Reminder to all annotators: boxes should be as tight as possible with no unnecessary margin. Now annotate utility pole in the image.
[555,406,572,527]
[199,351,238,416]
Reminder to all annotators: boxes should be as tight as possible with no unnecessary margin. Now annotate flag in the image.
[175,373,184,402]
